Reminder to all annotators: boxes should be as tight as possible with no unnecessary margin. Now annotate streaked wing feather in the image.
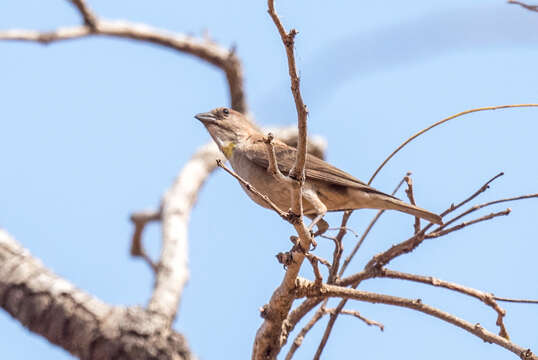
[244,140,398,199]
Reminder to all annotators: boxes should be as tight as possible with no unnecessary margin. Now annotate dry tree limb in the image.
[252,2,314,359]
[267,0,308,182]
[379,268,509,339]
[309,175,407,359]
[508,0,538,12]
[294,278,537,360]
[322,307,384,331]
[0,0,247,113]
[129,209,162,272]
[67,0,98,28]
[148,143,223,324]
[368,104,538,185]
[0,230,192,360]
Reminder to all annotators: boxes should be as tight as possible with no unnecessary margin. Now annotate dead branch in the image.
[379,268,509,338]
[252,2,314,359]
[294,278,537,360]
[0,230,192,359]
[508,0,538,12]
[404,174,421,234]
[130,209,161,272]
[0,0,247,113]
[148,142,223,324]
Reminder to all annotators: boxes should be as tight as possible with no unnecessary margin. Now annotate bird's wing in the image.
[243,139,397,198]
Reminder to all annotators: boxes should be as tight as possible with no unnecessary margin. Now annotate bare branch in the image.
[130,209,161,272]
[285,305,325,360]
[67,0,98,28]
[305,254,323,285]
[493,296,538,304]
[440,172,504,217]
[428,209,512,239]
[380,268,509,338]
[0,19,247,113]
[508,0,538,12]
[368,104,538,185]
[437,193,538,232]
[322,307,384,331]
[267,0,309,183]
[252,3,314,359]
[327,211,352,284]
[295,278,537,360]
[216,159,290,219]
[148,143,221,323]
[0,230,192,359]
[404,174,421,234]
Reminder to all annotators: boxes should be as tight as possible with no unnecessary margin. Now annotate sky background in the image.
[1,0,538,359]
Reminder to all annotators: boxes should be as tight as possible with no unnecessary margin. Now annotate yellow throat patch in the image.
[222,142,236,159]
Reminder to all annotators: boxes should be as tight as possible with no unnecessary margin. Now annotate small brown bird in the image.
[195,107,442,233]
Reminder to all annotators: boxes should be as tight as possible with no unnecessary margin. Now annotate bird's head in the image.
[194,107,259,152]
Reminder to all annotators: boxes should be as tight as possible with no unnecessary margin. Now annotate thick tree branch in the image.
[0,230,192,360]
[148,142,221,323]
[0,10,247,113]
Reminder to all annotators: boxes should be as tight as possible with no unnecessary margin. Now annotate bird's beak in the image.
[194,112,217,124]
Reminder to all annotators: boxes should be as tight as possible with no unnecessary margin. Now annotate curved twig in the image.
[368,104,538,185]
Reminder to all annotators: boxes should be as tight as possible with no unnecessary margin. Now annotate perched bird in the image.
[195,107,442,234]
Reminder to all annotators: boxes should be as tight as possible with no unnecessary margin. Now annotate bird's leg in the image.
[303,189,329,239]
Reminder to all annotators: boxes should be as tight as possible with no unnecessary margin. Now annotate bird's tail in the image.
[374,196,443,225]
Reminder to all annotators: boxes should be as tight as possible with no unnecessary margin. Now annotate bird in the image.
[195,107,442,235]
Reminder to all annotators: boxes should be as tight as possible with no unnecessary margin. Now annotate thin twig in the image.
[67,0,98,28]
[427,209,511,238]
[339,175,407,277]
[264,132,292,183]
[294,278,537,360]
[267,0,309,183]
[508,0,538,12]
[285,306,326,360]
[379,268,509,338]
[493,296,538,304]
[129,209,161,272]
[436,193,538,233]
[404,174,421,234]
[216,159,290,220]
[440,172,504,218]
[368,104,538,185]
[327,211,352,284]
[322,307,384,331]
[305,254,323,285]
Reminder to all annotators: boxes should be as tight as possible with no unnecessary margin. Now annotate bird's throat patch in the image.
[222,142,236,159]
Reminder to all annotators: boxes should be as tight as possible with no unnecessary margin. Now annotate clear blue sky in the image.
[1,1,538,359]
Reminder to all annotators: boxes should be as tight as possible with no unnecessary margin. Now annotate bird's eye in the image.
[222,108,230,116]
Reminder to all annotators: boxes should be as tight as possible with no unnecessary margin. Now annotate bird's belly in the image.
[230,153,293,211]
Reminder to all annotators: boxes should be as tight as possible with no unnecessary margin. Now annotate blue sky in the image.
[1,1,538,359]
